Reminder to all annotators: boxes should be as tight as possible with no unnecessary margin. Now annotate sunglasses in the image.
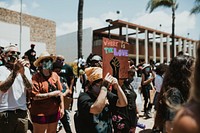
[10,51,20,55]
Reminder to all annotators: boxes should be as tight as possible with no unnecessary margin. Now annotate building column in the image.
[178,38,182,53]
[188,41,192,56]
[136,27,139,65]
[153,31,156,63]
[167,35,170,63]
[160,34,163,63]
[174,38,177,57]
[183,40,187,55]
[126,24,128,42]
[193,42,196,58]
[145,29,148,63]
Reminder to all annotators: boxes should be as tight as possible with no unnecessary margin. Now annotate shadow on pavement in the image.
[139,129,152,133]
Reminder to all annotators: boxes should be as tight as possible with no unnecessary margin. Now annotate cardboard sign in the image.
[102,38,129,79]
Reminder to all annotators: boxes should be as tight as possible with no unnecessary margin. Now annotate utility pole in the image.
[19,0,22,52]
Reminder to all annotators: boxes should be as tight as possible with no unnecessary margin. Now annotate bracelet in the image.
[102,81,110,88]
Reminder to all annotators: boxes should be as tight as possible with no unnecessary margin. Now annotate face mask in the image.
[92,84,101,94]
[42,60,53,70]
[145,67,151,72]
[0,60,3,65]
[55,59,64,67]
[128,78,134,83]
[124,78,133,85]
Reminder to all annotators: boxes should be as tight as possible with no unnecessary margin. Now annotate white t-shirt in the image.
[154,74,163,93]
[0,66,32,112]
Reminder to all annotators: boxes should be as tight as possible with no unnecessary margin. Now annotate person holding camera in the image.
[74,67,127,133]
[0,44,32,133]
[30,51,64,133]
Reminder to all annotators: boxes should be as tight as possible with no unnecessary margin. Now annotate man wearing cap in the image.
[0,44,32,133]
[74,67,127,133]
[53,55,75,105]
[141,64,155,119]
[90,55,103,67]
[24,44,36,72]
[53,55,73,133]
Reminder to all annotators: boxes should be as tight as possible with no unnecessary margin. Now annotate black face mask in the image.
[124,78,133,85]
[54,60,64,67]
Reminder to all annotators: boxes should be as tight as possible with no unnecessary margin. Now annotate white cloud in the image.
[56,11,125,36]
[0,2,9,8]
[132,10,196,39]
[0,0,29,14]
[1,1,197,39]
[57,21,77,36]
[31,2,40,9]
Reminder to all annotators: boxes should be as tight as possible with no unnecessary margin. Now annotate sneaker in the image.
[56,124,63,133]
[144,113,152,119]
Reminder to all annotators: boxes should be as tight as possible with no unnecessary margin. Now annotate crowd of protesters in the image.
[0,42,200,133]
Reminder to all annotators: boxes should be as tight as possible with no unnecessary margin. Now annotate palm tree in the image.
[191,0,200,14]
[146,0,178,57]
[77,0,84,76]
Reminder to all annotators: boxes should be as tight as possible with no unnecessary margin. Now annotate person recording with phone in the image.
[0,44,32,133]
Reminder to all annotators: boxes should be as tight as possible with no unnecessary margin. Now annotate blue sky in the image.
[0,0,199,40]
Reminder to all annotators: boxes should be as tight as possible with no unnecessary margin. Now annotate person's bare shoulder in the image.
[173,109,199,133]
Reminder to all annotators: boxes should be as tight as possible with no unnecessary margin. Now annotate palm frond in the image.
[146,0,175,13]
[195,0,200,4]
[191,4,200,14]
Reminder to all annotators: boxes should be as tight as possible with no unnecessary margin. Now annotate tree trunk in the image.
[77,0,84,76]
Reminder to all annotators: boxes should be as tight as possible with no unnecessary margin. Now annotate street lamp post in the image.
[20,0,22,52]
[106,19,113,39]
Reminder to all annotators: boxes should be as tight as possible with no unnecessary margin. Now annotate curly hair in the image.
[161,55,194,101]
[154,55,194,130]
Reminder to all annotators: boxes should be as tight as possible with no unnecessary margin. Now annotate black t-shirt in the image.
[120,84,137,127]
[76,91,118,133]
[59,64,74,86]
[25,48,36,62]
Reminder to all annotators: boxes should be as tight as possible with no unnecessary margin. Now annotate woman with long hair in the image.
[172,46,200,133]
[153,55,194,133]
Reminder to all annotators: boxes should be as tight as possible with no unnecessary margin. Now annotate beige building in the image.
[0,7,56,56]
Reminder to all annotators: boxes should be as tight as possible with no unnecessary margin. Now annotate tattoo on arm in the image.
[33,93,49,100]
[0,71,17,91]
[21,74,32,90]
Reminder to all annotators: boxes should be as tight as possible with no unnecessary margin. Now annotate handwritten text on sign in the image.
[104,47,128,57]
[103,39,128,57]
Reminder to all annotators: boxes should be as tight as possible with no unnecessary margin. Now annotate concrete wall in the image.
[56,28,93,62]
[0,7,56,56]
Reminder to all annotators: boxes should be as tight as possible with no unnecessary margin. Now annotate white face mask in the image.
[42,60,53,70]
